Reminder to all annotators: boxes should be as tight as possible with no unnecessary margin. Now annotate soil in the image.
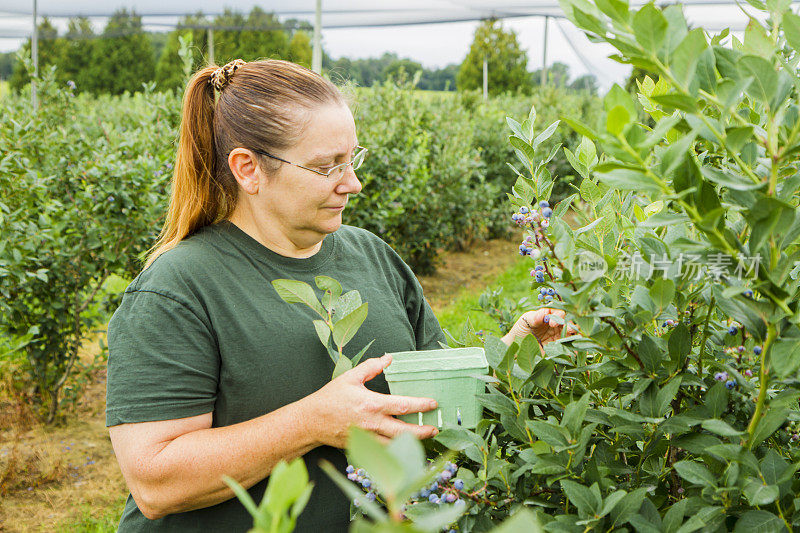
[0,235,521,532]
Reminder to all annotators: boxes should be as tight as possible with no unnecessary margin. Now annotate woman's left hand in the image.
[500,308,575,347]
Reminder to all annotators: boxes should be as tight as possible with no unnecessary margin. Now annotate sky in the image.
[0,5,768,91]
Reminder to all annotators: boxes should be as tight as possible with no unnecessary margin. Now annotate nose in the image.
[336,164,362,195]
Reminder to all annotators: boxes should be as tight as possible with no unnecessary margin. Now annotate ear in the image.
[228,148,261,195]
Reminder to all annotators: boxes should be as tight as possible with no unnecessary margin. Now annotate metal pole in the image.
[31,0,38,111]
[541,16,549,86]
[482,57,488,100]
[207,27,215,65]
[312,0,322,73]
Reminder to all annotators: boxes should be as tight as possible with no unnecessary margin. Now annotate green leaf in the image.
[332,302,368,348]
[332,354,353,379]
[670,29,707,90]
[701,418,744,437]
[533,120,560,150]
[264,458,311,517]
[649,278,674,315]
[769,337,800,378]
[738,55,778,107]
[656,377,682,417]
[673,460,717,487]
[272,279,326,317]
[609,488,648,526]
[668,324,690,366]
[638,335,663,374]
[221,475,260,518]
[313,320,331,348]
[705,383,730,419]
[561,480,599,516]
[347,427,405,499]
[314,275,342,299]
[334,290,362,321]
[606,105,630,136]
[783,12,800,51]
[596,168,662,193]
[733,510,785,532]
[484,334,509,369]
[743,17,774,58]
[527,420,570,448]
[564,147,588,180]
[750,405,789,447]
[492,509,546,532]
[506,116,525,139]
[509,135,535,162]
[561,392,591,436]
[633,3,668,51]
[513,176,536,204]
[743,479,779,506]
[650,94,698,113]
[700,167,764,191]
[434,427,484,451]
[349,339,375,367]
[561,113,599,140]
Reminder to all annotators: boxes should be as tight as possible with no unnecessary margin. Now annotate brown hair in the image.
[143,59,346,269]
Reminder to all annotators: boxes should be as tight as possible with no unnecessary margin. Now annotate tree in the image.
[237,7,288,61]
[418,64,459,91]
[59,17,96,93]
[9,17,60,91]
[457,19,529,95]
[531,61,570,87]
[287,30,312,68]
[155,13,209,91]
[90,9,155,94]
[569,73,598,94]
[383,58,423,83]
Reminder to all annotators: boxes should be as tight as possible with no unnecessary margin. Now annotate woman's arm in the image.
[500,307,573,347]
[110,354,437,520]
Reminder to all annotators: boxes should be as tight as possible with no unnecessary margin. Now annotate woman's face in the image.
[258,103,362,241]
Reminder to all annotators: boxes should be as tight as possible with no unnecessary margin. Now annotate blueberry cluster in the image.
[537,286,557,303]
[345,461,467,521]
[346,465,377,504]
[510,201,552,230]
[787,421,800,442]
[713,371,737,389]
[530,265,546,283]
[661,319,678,327]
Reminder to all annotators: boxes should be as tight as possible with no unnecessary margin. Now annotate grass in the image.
[55,499,125,533]
[435,255,533,339]
[0,80,7,100]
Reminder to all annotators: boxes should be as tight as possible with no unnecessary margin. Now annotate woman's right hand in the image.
[303,354,440,448]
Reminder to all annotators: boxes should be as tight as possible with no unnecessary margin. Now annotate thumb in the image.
[349,354,392,384]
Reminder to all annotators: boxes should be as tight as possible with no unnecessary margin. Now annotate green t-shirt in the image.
[106,221,446,532]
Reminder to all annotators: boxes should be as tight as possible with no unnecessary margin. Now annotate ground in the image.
[0,234,521,532]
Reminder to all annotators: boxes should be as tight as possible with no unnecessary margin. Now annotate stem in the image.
[697,296,715,378]
[600,317,645,370]
[745,323,778,449]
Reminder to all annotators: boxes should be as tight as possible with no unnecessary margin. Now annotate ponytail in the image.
[143,65,236,269]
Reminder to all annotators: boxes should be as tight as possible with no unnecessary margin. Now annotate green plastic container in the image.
[383,347,488,429]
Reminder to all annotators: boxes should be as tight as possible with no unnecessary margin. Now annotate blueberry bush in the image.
[428,0,800,530]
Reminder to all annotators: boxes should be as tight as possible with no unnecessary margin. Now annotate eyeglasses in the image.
[251,145,368,181]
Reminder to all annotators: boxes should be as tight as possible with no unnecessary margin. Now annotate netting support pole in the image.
[541,15,549,86]
[312,0,322,73]
[483,57,488,100]
[207,27,215,65]
[31,0,38,112]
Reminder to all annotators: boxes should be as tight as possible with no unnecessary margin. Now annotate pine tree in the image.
[156,13,209,91]
[59,17,96,93]
[9,17,61,92]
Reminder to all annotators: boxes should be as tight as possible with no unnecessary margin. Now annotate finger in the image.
[381,393,438,416]
[376,417,439,440]
[349,354,392,384]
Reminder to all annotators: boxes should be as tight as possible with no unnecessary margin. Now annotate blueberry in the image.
[356,468,365,476]
[538,294,544,301]
[725,380,736,389]
[421,489,431,498]
[429,494,439,503]
[744,369,753,377]
[445,493,457,503]
[545,295,553,301]
[446,462,458,474]
[714,372,728,381]
[662,321,668,328]
[454,499,465,507]
[430,482,439,491]
[519,206,530,214]
[543,315,550,324]
[535,265,544,271]
[347,473,358,481]
[361,478,371,488]
[440,470,453,481]
[754,346,762,355]
[353,498,360,507]
[539,200,550,208]
[530,269,538,277]
[366,492,376,502]
[453,479,464,490]
[743,289,753,298]
[511,214,520,222]
[346,465,355,474]
[728,326,738,335]
[547,288,555,296]
[542,207,553,218]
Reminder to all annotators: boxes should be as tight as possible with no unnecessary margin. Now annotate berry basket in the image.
[383,347,488,429]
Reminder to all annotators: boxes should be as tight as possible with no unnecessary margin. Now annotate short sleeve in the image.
[405,276,447,351]
[105,289,220,427]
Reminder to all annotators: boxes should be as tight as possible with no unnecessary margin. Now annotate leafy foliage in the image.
[457,19,530,96]
[424,1,800,530]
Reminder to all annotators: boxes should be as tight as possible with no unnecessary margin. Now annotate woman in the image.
[106,59,565,532]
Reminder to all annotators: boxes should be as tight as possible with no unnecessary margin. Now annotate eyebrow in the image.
[308,142,359,162]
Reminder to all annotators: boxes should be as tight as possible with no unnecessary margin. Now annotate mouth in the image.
[325,205,346,211]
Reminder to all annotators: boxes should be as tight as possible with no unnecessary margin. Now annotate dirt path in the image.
[0,235,521,532]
